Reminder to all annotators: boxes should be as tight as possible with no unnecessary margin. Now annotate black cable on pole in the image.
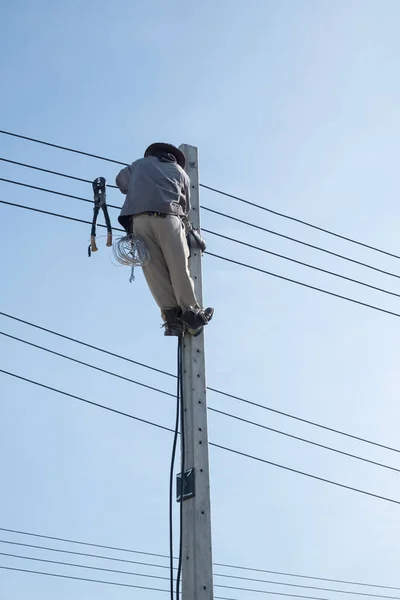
[3,369,400,506]
[169,341,181,600]
[2,129,399,262]
[176,337,185,600]
[4,176,400,285]
[2,309,400,456]
[3,329,400,475]
[3,197,400,323]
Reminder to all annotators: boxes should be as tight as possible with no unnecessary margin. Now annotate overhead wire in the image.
[3,198,400,324]
[3,538,400,599]
[2,368,400,506]
[207,251,400,320]
[0,565,171,594]
[201,206,400,282]
[2,528,400,592]
[0,538,171,570]
[0,130,127,166]
[2,129,399,261]
[200,184,400,261]
[0,331,175,399]
[4,176,400,285]
[2,329,400,475]
[0,368,174,435]
[3,552,395,600]
[202,228,400,300]
[3,538,400,598]
[2,309,400,456]
[0,157,119,187]
[0,565,353,600]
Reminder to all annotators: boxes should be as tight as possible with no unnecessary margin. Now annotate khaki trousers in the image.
[132,214,198,313]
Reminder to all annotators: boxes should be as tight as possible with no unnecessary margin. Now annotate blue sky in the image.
[2,0,400,598]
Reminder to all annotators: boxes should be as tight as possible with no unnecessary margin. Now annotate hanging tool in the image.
[88,177,113,256]
[182,216,207,253]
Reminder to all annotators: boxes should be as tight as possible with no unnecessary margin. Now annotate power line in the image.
[0,178,120,209]
[207,387,400,455]
[2,129,399,262]
[2,527,399,592]
[0,130,127,166]
[202,206,400,283]
[0,566,334,600]
[0,331,175,399]
[4,175,400,285]
[2,309,400,456]
[3,329,400,476]
[0,526,171,560]
[207,252,400,321]
[0,565,170,594]
[200,184,400,262]
[0,199,98,228]
[0,538,171,570]
[2,538,400,598]
[0,550,170,582]
[210,407,400,474]
[203,228,400,300]
[0,157,118,188]
[0,369,174,435]
[211,442,400,506]
[4,197,400,324]
[3,369,400,506]
[0,311,174,378]
[0,552,376,600]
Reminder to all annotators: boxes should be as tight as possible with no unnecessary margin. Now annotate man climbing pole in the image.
[116,142,214,337]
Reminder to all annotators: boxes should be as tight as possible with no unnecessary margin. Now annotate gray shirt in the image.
[116,156,191,231]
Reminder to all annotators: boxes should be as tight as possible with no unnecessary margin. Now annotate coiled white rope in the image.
[112,234,150,282]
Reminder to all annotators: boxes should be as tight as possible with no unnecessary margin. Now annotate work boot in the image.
[178,307,214,337]
[162,307,185,337]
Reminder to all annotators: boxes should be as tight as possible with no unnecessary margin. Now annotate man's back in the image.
[117,156,191,230]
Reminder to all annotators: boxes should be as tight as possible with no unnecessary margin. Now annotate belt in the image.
[133,211,168,218]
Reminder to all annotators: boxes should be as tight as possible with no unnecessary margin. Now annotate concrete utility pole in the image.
[178,144,214,600]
